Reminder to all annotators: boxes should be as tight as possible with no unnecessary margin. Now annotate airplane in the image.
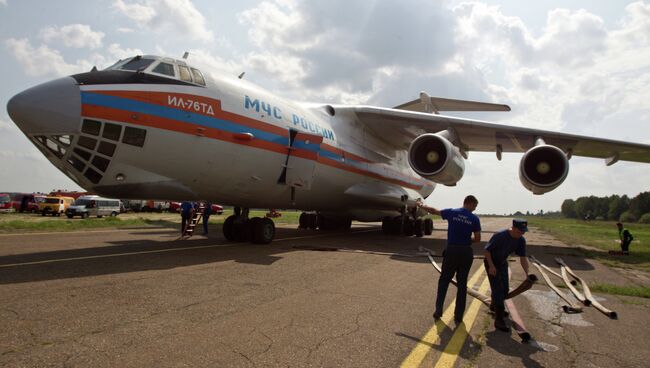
[7,54,650,243]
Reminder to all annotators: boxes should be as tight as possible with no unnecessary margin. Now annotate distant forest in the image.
[561,191,650,223]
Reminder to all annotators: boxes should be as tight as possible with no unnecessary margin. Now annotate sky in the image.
[0,0,649,215]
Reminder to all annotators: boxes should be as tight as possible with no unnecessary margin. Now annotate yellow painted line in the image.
[400,266,486,368]
[0,229,380,268]
[434,276,490,368]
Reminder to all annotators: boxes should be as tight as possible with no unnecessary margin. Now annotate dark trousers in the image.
[181,213,191,234]
[485,261,509,311]
[203,214,210,233]
[621,239,631,253]
[435,246,474,319]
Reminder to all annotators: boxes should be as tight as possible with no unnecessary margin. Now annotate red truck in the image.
[0,193,12,212]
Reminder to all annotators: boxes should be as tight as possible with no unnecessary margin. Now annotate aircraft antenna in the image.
[238,72,245,79]
[182,51,189,59]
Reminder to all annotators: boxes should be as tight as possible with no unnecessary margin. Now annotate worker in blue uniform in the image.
[418,195,481,323]
[484,219,530,332]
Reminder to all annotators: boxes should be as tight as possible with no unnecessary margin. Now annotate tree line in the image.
[561,191,650,223]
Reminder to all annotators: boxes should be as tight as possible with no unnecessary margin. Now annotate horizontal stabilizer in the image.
[394,92,511,113]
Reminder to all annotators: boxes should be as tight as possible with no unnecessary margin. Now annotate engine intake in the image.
[408,133,465,185]
[519,144,569,194]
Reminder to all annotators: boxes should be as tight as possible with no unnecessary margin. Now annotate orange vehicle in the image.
[39,196,75,216]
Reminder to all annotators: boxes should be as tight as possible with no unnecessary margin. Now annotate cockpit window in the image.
[190,68,205,86]
[120,57,155,71]
[152,62,175,77]
[178,65,192,82]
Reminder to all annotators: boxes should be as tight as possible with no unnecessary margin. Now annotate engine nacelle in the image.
[408,133,465,185]
[519,144,569,194]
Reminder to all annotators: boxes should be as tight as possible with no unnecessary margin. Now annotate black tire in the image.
[424,218,434,235]
[307,214,317,230]
[66,215,73,219]
[252,217,275,244]
[223,215,236,241]
[110,212,117,217]
[81,213,89,219]
[403,218,414,236]
[98,215,103,218]
[41,211,46,217]
[414,219,424,237]
[299,212,307,229]
[391,216,403,235]
[340,218,352,231]
[382,217,392,234]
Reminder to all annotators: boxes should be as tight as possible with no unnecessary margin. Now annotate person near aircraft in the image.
[617,222,634,255]
[180,201,194,235]
[418,195,481,323]
[483,219,530,332]
[203,201,213,235]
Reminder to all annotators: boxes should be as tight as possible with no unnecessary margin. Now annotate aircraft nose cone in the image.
[7,77,80,135]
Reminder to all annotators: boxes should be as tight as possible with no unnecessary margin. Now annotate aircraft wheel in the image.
[382,217,392,234]
[223,215,236,241]
[414,219,424,237]
[424,218,434,235]
[299,212,308,229]
[403,218,415,237]
[308,214,318,230]
[340,218,352,231]
[252,217,275,244]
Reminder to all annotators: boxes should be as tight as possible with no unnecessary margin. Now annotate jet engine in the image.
[519,143,569,194]
[408,133,465,185]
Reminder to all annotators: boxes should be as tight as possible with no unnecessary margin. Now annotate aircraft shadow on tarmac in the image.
[0,225,595,284]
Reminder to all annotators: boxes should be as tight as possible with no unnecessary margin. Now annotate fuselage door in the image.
[278,129,323,190]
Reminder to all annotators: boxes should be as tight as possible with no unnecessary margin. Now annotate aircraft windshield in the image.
[103,55,207,86]
[120,56,155,71]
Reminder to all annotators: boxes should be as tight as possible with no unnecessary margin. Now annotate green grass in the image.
[528,217,650,271]
[0,209,303,233]
[590,283,650,299]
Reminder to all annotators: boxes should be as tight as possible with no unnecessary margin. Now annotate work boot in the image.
[433,311,442,320]
[494,306,510,332]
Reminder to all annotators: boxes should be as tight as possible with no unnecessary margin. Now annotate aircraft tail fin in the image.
[393,91,511,114]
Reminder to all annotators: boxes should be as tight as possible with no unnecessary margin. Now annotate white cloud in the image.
[40,24,105,49]
[113,0,213,43]
[4,38,91,77]
[0,0,7,6]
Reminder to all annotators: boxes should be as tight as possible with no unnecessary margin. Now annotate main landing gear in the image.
[222,207,276,244]
[298,213,352,231]
[381,215,433,237]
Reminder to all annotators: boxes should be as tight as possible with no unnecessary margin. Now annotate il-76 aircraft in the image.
[7,55,650,243]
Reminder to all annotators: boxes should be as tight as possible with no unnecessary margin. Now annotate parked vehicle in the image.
[211,204,224,215]
[66,195,121,218]
[0,193,13,213]
[27,194,47,212]
[39,196,75,216]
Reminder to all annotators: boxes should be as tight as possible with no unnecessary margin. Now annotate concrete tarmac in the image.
[1,218,648,367]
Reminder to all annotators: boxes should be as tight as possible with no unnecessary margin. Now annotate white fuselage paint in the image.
[28,71,436,222]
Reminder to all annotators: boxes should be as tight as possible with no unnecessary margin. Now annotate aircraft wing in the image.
[334,105,650,164]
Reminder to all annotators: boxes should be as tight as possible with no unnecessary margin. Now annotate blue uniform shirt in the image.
[440,208,481,246]
[485,229,526,267]
[180,201,193,216]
